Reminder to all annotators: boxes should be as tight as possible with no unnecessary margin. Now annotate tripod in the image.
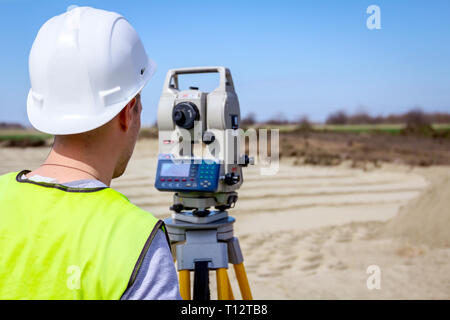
[164,210,252,300]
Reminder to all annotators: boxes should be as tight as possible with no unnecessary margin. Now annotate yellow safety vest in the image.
[0,170,167,300]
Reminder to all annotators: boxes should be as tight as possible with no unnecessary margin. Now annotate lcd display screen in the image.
[160,163,191,177]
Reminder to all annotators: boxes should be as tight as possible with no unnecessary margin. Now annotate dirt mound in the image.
[382,172,450,248]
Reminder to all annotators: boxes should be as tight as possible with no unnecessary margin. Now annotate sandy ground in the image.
[1,139,449,299]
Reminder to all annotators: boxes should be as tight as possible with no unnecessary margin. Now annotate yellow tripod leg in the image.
[179,270,191,300]
[226,269,235,300]
[233,263,253,300]
[216,268,231,300]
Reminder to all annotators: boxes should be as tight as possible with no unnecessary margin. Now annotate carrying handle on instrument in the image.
[163,66,235,93]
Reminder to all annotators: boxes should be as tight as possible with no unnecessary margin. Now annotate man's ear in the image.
[118,97,137,132]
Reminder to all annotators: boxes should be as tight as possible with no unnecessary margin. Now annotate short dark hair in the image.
[132,94,141,114]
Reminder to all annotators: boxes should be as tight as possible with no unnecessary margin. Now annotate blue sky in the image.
[0,0,449,126]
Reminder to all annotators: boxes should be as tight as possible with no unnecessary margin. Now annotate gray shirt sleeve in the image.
[120,229,182,300]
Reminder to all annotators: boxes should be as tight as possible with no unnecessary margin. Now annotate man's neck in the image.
[27,148,115,186]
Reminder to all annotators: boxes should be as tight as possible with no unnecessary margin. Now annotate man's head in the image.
[53,93,143,179]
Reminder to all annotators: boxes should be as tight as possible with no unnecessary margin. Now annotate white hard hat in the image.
[27,6,156,135]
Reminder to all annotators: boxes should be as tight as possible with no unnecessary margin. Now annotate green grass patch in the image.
[0,130,52,147]
[314,123,450,134]
[0,134,51,141]
[433,123,450,131]
[314,124,405,134]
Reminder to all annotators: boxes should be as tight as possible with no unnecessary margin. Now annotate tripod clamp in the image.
[164,211,243,271]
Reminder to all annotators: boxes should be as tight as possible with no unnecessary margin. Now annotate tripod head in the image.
[155,67,253,217]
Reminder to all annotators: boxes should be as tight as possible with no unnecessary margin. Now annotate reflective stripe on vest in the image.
[0,171,167,300]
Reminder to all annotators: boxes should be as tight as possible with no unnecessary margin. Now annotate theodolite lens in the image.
[172,102,199,129]
[173,110,184,122]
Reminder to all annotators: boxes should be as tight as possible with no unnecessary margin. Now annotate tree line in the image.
[241,108,450,126]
